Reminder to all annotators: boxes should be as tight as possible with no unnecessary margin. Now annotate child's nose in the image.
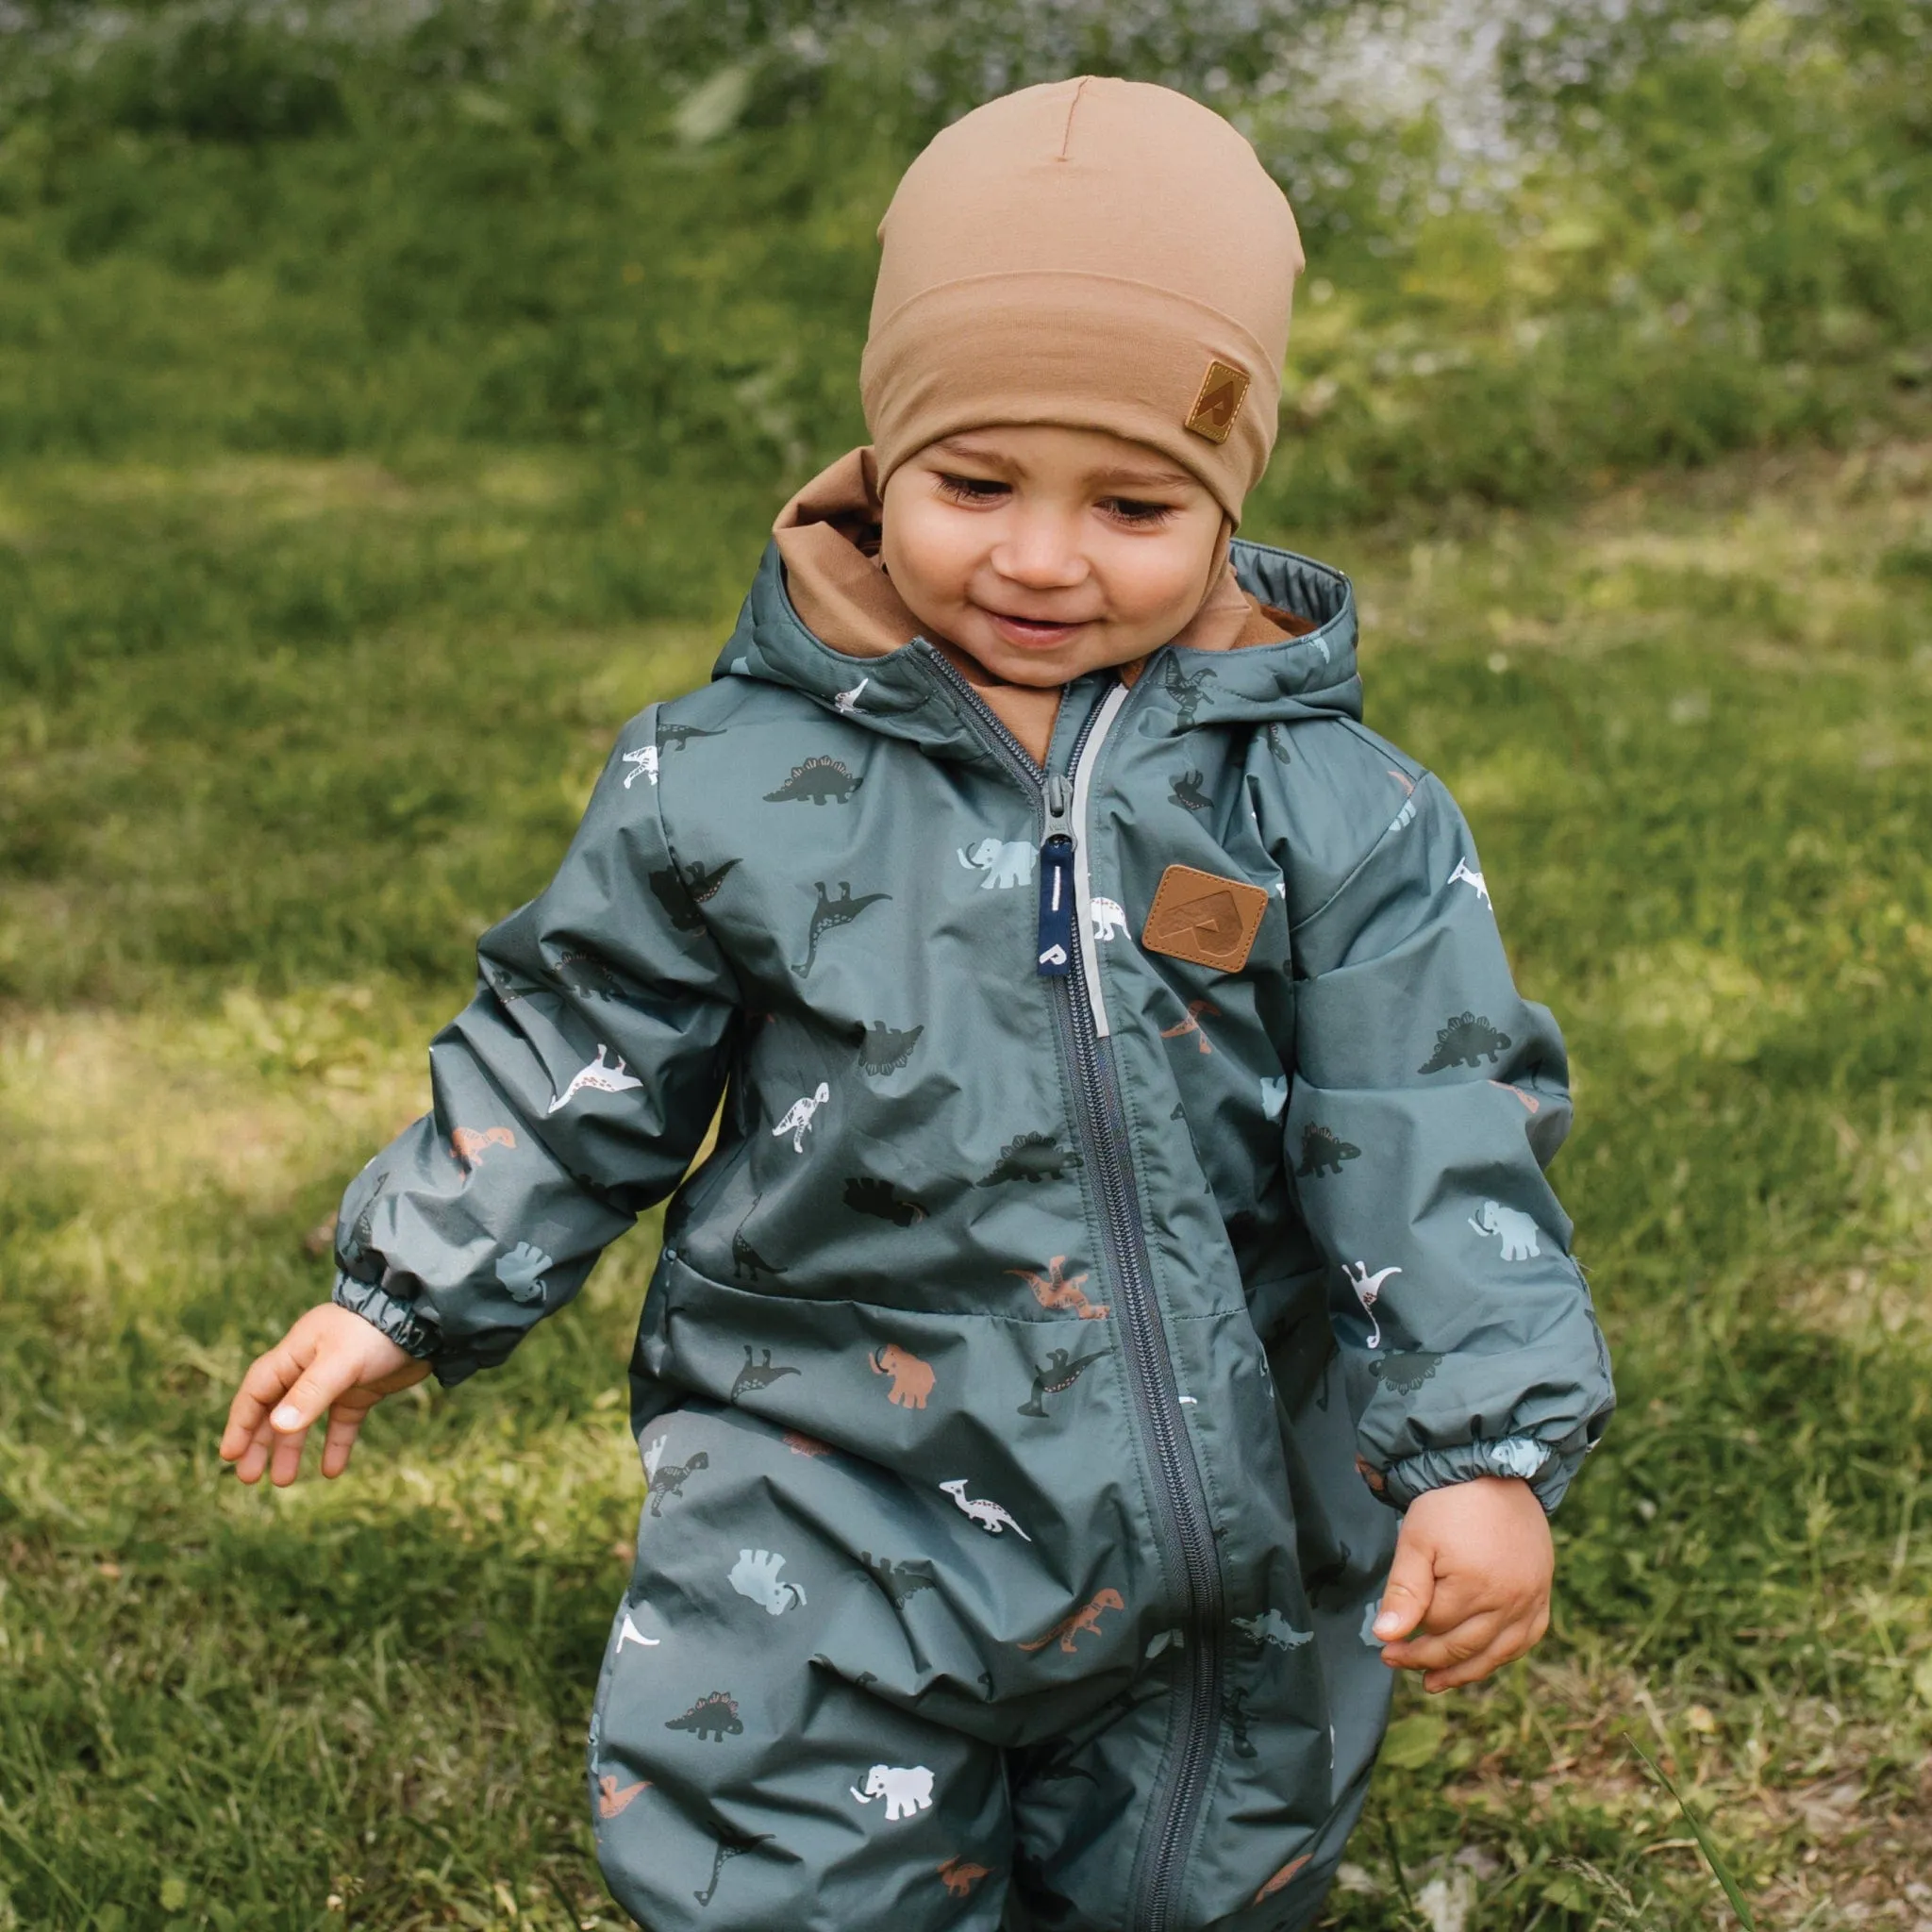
[990,512,1089,590]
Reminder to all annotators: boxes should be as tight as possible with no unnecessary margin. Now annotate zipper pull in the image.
[1037,774,1075,977]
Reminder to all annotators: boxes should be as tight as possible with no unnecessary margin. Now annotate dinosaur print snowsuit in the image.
[331,537,1614,1932]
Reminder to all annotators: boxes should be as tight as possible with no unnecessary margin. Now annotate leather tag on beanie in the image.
[1141,864,1270,971]
[1185,359,1251,444]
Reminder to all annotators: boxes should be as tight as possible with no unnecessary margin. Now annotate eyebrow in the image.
[931,438,1194,493]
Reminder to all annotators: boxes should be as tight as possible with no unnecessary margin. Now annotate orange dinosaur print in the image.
[451,1125,516,1169]
[783,1429,833,1457]
[1159,999,1220,1055]
[871,1343,935,1410]
[597,1774,650,1820]
[1007,1256,1110,1323]
[1018,1588,1125,1656]
[937,1857,994,1898]
[1253,1855,1310,1904]
[1489,1079,1541,1114]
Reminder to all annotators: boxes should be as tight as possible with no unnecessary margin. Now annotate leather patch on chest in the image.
[1141,865,1270,972]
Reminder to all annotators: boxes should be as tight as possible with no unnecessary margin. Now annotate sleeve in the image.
[1281,767,1614,1513]
[330,706,741,1386]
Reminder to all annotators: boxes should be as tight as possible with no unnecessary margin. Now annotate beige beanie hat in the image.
[861,76,1305,526]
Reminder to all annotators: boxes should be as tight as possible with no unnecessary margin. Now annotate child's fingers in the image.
[320,1404,370,1479]
[220,1344,304,1459]
[1380,1607,1503,1674]
[1372,1531,1438,1641]
[269,1418,314,1488]
[231,1418,277,1486]
[267,1355,372,1441]
[1419,1613,1545,1692]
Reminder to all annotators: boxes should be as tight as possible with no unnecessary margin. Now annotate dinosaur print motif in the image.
[958,837,1037,891]
[728,1548,808,1615]
[1368,1350,1444,1396]
[771,1082,830,1153]
[1018,1345,1108,1418]
[645,1450,709,1516]
[940,1479,1032,1541]
[1008,1255,1110,1322]
[1490,1079,1542,1113]
[855,1022,924,1074]
[937,1857,994,1899]
[1254,1856,1311,1905]
[1259,1076,1288,1120]
[806,881,891,970]
[1388,796,1418,835]
[1090,896,1127,941]
[1360,1599,1389,1646]
[494,1242,552,1305]
[851,1763,935,1822]
[621,745,658,789]
[1224,1686,1257,1759]
[860,1552,938,1607]
[871,1343,935,1409]
[842,1175,926,1226]
[764,756,860,805]
[648,858,740,934]
[783,1430,832,1457]
[1160,999,1219,1055]
[1019,1588,1124,1655]
[451,1125,516,1170]
[976,1132,1081,1187]
[615,1610,658,1653]
[1469,1199,1541,1259]
[1448,856,1491,907]
[658,723,720,754]
[1294,1123,1360,1178]
[1342,1261,1401,1350]
[597,1773,650,1819]
[1420,1012,1513,1074]
[693,1824,771,1907]
[1158,656,1218,730]
[664,1690,741,1742]
[1169,769,1211,812]
[1233,1608,1313,1652]
[1265,723,1293,765]
[835,676,869,715]
[548,1043,644,1115]
[729,1346,800,1400]
[730,1201,785,1283]
[1486,1437,1550,1480]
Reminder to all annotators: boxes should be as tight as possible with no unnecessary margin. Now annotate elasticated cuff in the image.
[1372,1438,1585,1517]
[331,1273,442,1361]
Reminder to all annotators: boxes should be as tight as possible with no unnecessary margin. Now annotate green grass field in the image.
[4,4,1932,1928]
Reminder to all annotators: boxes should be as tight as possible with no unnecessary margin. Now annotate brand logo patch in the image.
[1184,359,1250,444]
[1141,864,1270,972]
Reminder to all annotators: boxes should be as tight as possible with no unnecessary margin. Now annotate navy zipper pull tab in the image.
[1038,774,1075,977]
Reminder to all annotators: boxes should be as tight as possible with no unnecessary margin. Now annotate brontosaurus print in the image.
[871,1343,935,1409]
[648,858,740,934]
[729,1346,800,1400]
[615,1611,658,1654]
[730,1201,785,1283]
[1018,1588,1124,1655]
[1160,1000,1220,1055]
[834,676,870,714]
[548,1043,643,1115]
[1017,1345,1108,1418]
[937,1857,994,1899]
[939,1479,1031,1540]
[597,1773,650,1819]
[451,1125,516,1170]
[806,881,891,969]
[657,723,720,754]
[1007,1255,1110,1322]
[693,1824,771,1907]
[771,1082,830,1153]
[1341,1261,1402,1350]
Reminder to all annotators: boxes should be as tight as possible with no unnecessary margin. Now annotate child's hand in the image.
[219,1304,431,1487]
[1371,1475,1553,1692]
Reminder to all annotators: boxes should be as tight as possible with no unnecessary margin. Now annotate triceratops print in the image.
[1294,1123,1359,1178]
[842,1175,926,1226]
[1008,1256,1109,1322]
[648,858,739,934]
[729,1346,799,1400]
[765,756,860,805]
[1018,1345,1108,1418]
[728,1548,807,1615]
[871,1343,935,1409]
[451,1125,515,1170]
[1018,1588,1124,1656]
[976,1132,1081,1187]
[806,881,891,970]
[548,1043,643,1114]
[1419,1012,1512,1074]
[664,1690,741,1741]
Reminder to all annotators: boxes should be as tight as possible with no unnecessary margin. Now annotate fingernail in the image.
[1373,1616,1396,1636]
[271,1405,303,1431]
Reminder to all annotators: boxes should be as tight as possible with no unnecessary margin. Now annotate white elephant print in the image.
[1469,1200,1541,1260]
[850,1763,935,1822]
[958,838,1037,891]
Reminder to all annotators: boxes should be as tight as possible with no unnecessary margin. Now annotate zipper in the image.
[923,646,1225,1932]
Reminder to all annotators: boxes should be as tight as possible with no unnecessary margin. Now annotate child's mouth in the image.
[983,608,1091,649]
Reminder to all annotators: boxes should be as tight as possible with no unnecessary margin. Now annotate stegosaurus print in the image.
[1294,1124,1360,1178]
[854,1022,924,1074]
[648,858,739,935]
[842,1176,926,1226]
[1368,1350,1445,1396]
[1419,1012,1513,1074]
[976,1133,1082,1187]
[764,756,861,805]
[664,1690,741,1741]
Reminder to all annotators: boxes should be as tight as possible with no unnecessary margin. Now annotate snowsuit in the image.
[333,536,1615,1932]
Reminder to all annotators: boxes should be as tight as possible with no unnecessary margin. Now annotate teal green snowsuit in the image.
[332,537,1614,1932]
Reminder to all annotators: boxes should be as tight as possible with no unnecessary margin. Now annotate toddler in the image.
[223,77,1615,1932]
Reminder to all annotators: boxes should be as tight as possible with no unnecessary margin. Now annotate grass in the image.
[3,3,1932,1926]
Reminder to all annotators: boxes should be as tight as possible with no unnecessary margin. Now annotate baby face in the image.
[878,425,1225,687]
